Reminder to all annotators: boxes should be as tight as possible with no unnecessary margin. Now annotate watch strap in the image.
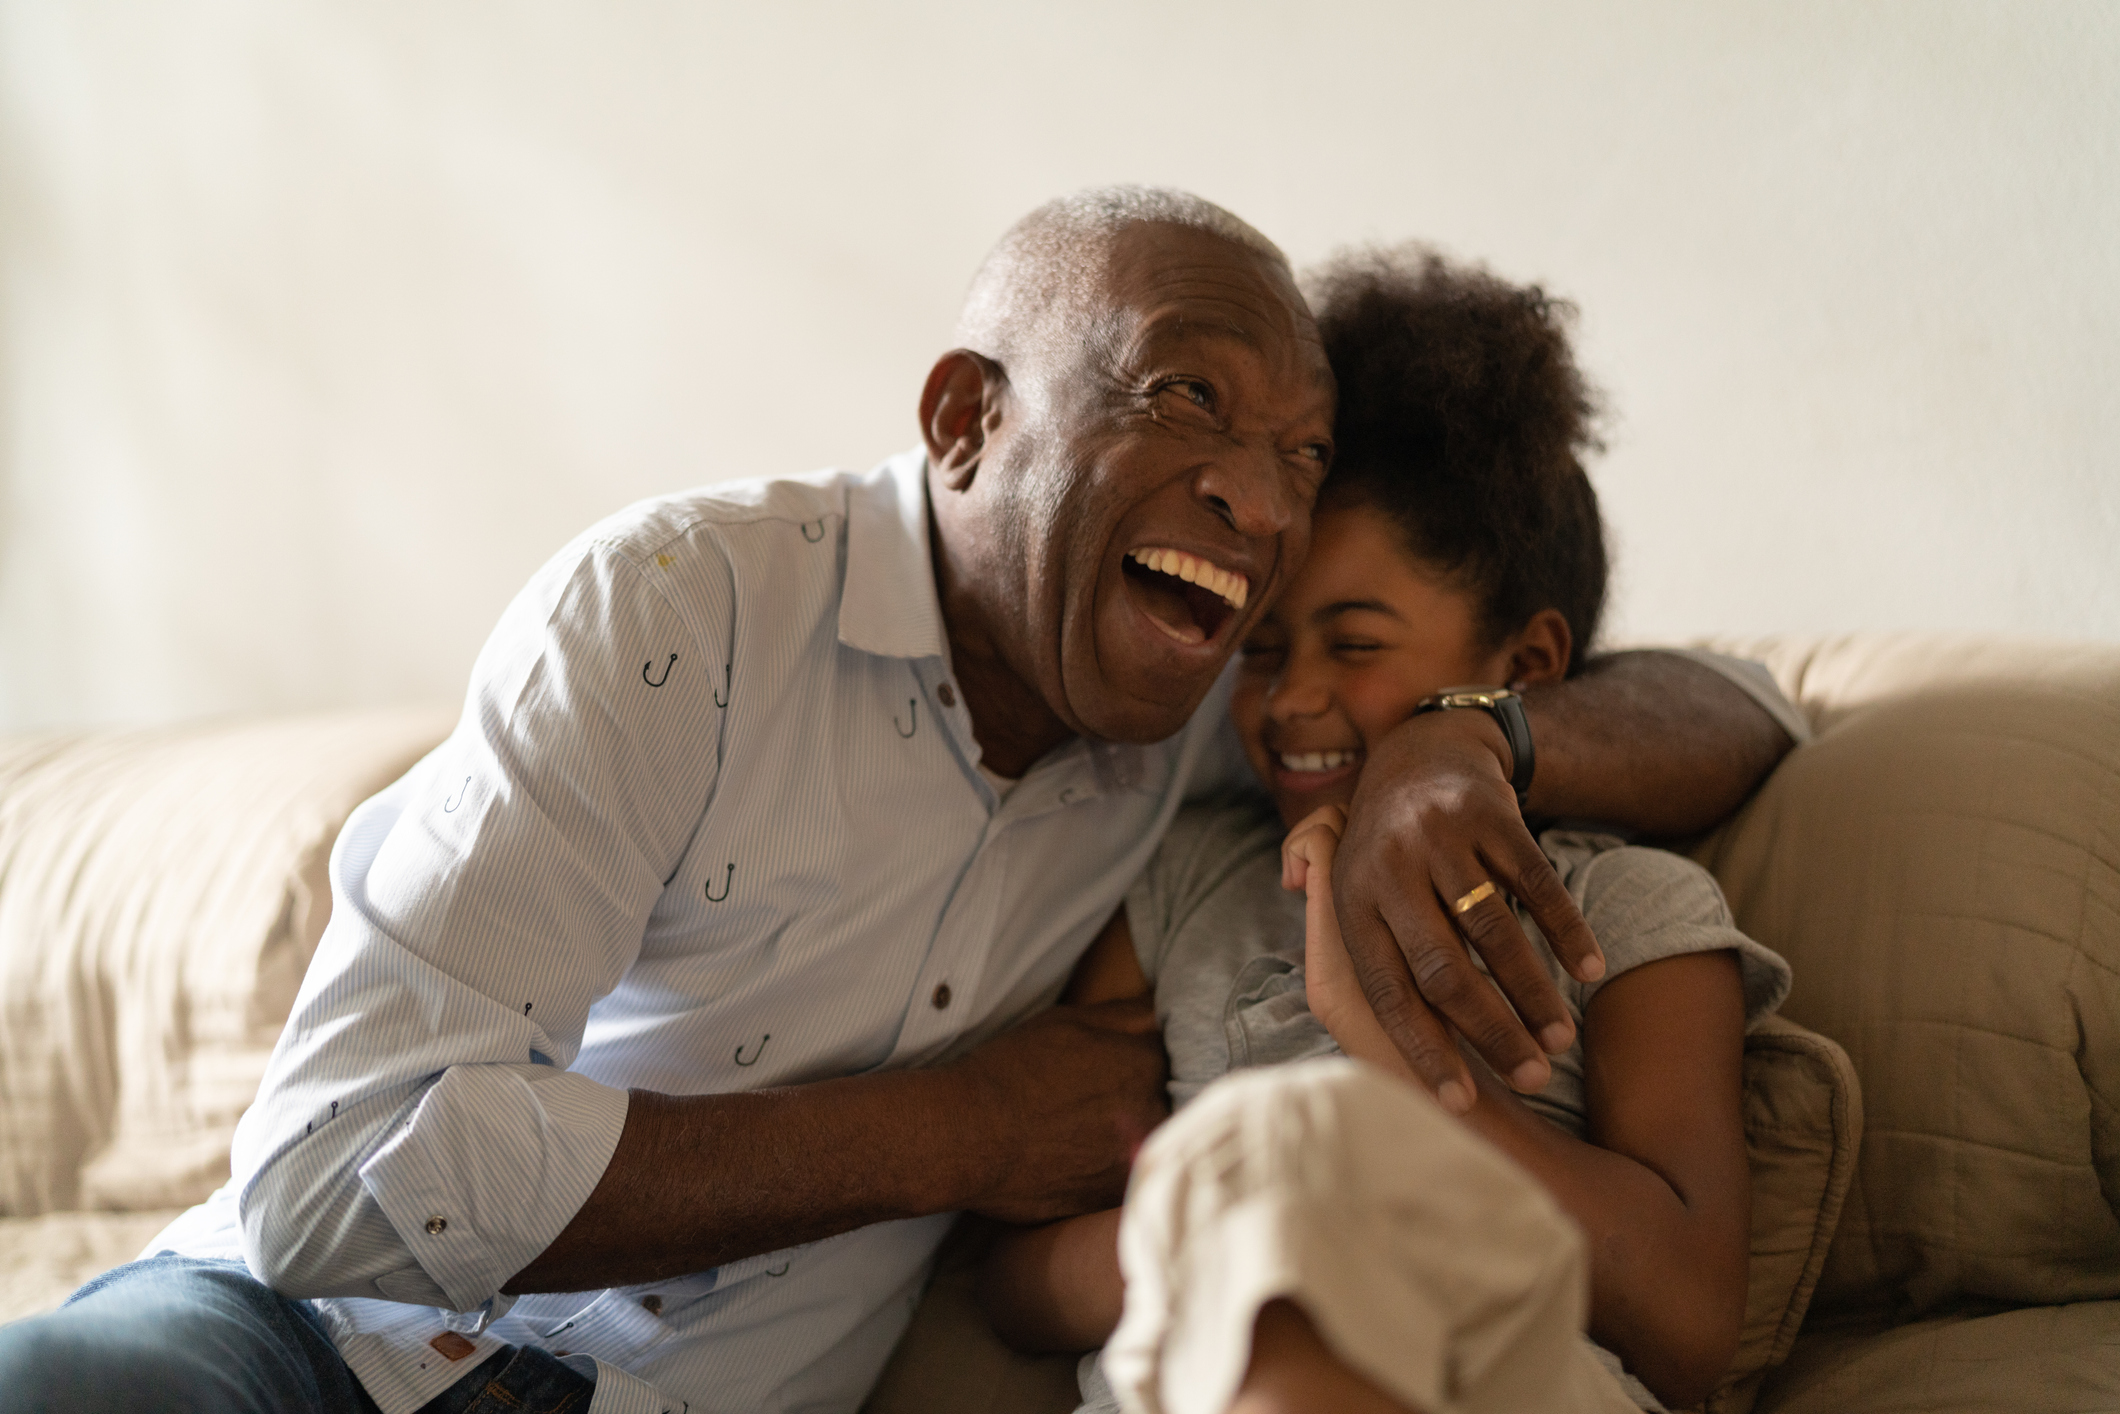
[1411,688,1535,808]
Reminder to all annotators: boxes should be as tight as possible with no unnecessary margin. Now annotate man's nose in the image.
[1193,442,1297,540]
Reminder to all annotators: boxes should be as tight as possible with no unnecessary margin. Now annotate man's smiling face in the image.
[936,222,1337,750]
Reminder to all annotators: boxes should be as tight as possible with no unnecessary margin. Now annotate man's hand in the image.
[952,997,1168,1224]
[1330,651,1800,1111]
[1333,709,1604,1113]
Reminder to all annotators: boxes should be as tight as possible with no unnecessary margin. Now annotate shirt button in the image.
[640,1295,664,1316]
[938,682,957,708]
[425,1215,447,1236]
[931,983,952,1010]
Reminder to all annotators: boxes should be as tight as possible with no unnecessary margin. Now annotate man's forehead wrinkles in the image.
[1131,307,1263,353]
[1118,297,1302,366]
[1144,279,1289,328]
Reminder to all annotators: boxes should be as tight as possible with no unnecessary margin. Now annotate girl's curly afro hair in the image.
[1307,245,1609,673]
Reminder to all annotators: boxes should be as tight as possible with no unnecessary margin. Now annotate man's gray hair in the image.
[955,186,1290,370]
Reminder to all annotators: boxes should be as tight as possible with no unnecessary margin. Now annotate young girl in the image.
[980,248,1793,1414]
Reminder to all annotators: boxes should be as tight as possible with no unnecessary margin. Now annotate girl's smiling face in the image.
[1232,498,1568,828]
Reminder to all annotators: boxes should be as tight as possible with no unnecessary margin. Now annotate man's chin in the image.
[1065,670,1218,746]
[1060,604,1237,743]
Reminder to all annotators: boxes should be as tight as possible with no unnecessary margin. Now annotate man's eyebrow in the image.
[1312,599,1403,624]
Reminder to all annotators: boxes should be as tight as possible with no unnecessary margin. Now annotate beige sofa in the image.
[2,634,2114,1412]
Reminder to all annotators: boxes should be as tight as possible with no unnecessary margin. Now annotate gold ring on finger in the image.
[1453,880,1497,915]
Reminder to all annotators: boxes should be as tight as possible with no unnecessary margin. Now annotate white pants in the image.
[1101,1058,1640,1414]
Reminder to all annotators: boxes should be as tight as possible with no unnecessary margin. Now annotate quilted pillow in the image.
[1707,1014,1864,1414]
[0,708,452,1215]
[1695,633,2120,1319]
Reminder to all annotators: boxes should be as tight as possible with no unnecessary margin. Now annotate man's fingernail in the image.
[1578,953,1606,982]
[1438,1080,1473,1115]
[1540,1022,1574,1054]
[1510,1058,1550,1093]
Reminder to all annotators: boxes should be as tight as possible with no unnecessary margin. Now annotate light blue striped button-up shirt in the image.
[154,450,1245,1414]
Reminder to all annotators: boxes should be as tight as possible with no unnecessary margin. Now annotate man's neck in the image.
[948,641,1073,780]
[926,490,1075,780]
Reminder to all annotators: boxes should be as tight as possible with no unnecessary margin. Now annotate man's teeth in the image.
[1127,548,1249,611]
[1279,750,1359,772]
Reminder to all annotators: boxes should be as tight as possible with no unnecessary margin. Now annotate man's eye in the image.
[1162,380,1215,411]
[1331,641,1380,656]
[1299,442,1331,464]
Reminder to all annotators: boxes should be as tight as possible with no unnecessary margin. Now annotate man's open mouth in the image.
[1123,547,1249,647]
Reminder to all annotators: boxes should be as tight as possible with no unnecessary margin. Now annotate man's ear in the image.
[1504,609,1573,689]
[920,349,1006,492]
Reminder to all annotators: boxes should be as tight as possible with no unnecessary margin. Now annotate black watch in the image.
[1411,687,1535,808]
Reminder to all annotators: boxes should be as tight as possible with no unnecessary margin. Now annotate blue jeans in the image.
[0,1254,594,1414]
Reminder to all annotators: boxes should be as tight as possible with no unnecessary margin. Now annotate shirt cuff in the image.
[586,1357,692,1414]
[359,1063,630,1312]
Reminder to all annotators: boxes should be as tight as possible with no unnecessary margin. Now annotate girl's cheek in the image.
[1341,667,1430,746]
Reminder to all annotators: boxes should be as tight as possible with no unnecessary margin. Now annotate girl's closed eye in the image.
[1228,500,1518,827]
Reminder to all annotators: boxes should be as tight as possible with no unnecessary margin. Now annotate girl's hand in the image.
[1280,804,1347,894]
[1283,807,1355,1030]
[1283,808,1423,1089]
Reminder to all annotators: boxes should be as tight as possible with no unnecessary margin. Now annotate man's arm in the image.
[1520,648,1799,835]
[1330,650,1798,1108]
[505,999,1163,1293]
[512,880,1166,1298]
[240,539,735,1306]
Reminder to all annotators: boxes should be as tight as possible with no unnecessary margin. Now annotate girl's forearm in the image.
[1454,1066,1740,1407]
[1309,965,1737,1404]
[980,1207,1126,1354]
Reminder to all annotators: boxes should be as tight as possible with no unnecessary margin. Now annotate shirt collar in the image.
[838,448,950,661]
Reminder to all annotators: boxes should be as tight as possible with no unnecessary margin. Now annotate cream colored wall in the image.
[2,1,2114,731]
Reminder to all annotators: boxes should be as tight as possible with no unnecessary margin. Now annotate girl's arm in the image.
[1286,813,1751,1410]
[980,907,1144,1351]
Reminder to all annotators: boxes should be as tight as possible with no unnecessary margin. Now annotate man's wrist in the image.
[922,1056,1013,1213]
[1411,688,1535,806]
[1397,703,1514,784]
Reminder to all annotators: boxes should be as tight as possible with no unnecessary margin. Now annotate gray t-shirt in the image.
[1076,798,1793,1413]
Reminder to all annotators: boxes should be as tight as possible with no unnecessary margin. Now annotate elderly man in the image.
[0,189,1798,1414]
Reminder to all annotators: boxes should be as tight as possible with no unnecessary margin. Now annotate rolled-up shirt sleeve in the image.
[236,530,732,1309]
[1666,647,1812,746]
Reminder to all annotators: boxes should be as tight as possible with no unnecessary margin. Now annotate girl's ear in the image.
[1503,608,1573,689]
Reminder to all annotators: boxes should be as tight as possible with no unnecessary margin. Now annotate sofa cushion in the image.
[1753,1299,2120,1414]
[1694,634,2120,1318]
[0,709,452,1215]
[0,1209,189,1323]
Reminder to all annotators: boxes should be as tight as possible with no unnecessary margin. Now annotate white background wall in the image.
[2,1,2114,732]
